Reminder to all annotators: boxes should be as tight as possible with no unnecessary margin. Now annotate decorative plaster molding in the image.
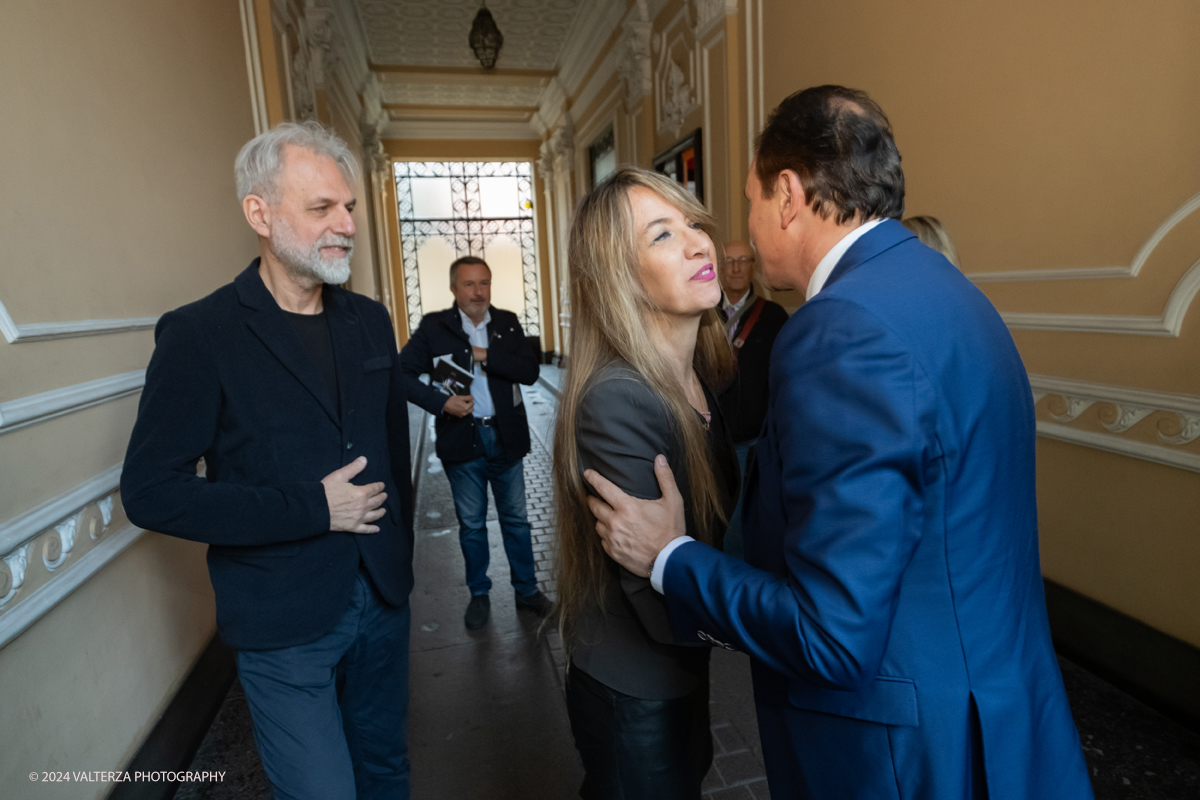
[0,465,123,556]
[382,119,541,141]
[1036,421,1200,474]
[556,0,628,94]
[0,371,144,436]
[0,523,143,648]
[694,0,737,39]
[970,190,1200,283]
[1030,374,1200,448]
[617,19,654,113]
[0,463,145,647]
[239,0,270,135]
[999,260,1200,337]
[0,295,157,344]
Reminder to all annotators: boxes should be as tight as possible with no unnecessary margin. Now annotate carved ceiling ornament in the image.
[537,140,555,179]
[551,117,574,170]
[617,20,653,112]
[692,0,738,37]
[306,3,337,91]
[652,7,701,139]
[660,58,693,138]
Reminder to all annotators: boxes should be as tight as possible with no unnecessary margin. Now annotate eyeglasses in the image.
[722,256,755,266]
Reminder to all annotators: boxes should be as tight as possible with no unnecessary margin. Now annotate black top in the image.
[284,310,338,416]
[399,305,540,465]
[717,294,789,443]
[570,360,739,699]
[120,261,415,651]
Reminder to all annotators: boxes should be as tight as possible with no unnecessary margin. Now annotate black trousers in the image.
[565,663,712,800]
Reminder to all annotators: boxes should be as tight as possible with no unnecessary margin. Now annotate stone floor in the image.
[174,366,1199,800]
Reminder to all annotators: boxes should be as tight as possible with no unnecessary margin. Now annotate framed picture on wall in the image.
[652,128,703,203]
[588,125,617,188]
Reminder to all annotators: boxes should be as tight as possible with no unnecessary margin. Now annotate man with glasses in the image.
[716,241,788,559]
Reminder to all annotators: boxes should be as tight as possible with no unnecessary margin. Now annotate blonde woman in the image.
[901,215,960,268]
[552,166,738,799]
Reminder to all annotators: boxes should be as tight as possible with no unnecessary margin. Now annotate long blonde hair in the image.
[552,166,734,638]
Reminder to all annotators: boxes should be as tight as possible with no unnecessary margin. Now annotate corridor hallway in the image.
[168,368,1200,800]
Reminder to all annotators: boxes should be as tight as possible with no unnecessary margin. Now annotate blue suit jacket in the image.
[663,221,1092,799]
[122,262,415,651]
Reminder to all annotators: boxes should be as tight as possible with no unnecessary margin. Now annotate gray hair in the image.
[449,256,490,288]
[234,121,359,203]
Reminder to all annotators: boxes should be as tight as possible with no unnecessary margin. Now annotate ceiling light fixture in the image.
[468,2,504,70]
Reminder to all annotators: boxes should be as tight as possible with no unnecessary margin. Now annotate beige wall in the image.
[761,0,1200,646]
[0,1,257,796]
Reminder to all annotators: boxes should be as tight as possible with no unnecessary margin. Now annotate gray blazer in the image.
[570,361,738,699]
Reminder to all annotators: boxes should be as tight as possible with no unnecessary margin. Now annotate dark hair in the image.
[754,85,904,225]
[449,256,490,287]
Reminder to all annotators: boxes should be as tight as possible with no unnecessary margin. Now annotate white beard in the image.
[270,216,353,286]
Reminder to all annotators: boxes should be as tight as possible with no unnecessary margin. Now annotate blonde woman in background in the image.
[902,214,960,268]
[552,166,738,799]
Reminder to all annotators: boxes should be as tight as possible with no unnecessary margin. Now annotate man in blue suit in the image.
[586,86,1093,798]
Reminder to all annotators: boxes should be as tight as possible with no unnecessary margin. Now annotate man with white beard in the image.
[122,122,416,800]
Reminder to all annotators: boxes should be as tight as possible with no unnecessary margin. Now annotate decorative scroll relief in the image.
[1030,375,1200,471]
[0,466,145,649]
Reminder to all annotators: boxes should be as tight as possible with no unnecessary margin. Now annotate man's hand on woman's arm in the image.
[585,455,686,577]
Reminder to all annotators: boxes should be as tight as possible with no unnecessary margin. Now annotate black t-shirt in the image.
[284,311,338,415]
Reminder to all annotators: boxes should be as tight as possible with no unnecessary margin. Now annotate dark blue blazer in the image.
[663,221,1093,798]
[399,305,538,465]
[121,262,415,651]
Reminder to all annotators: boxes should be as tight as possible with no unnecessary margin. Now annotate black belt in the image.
[474,416,497,427]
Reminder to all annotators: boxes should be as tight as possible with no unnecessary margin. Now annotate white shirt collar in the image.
[458,307,491,332]
[722,287,753,317]
[805,218,887,300]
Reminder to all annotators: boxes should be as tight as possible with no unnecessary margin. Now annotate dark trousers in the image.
[236,568,411,800]
[566,663,712,800]
[722,439,756,561]
[442,424,538,597]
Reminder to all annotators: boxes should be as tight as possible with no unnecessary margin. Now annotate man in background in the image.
[400,257,549,630]
[715,241,788,559]
[122,122,415,800]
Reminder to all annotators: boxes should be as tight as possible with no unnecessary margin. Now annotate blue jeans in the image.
[236,569,411,800]
[722,439,756,561]
[443,424,539,597]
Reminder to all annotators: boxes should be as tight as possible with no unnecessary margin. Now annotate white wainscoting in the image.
[0,370,145,435]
